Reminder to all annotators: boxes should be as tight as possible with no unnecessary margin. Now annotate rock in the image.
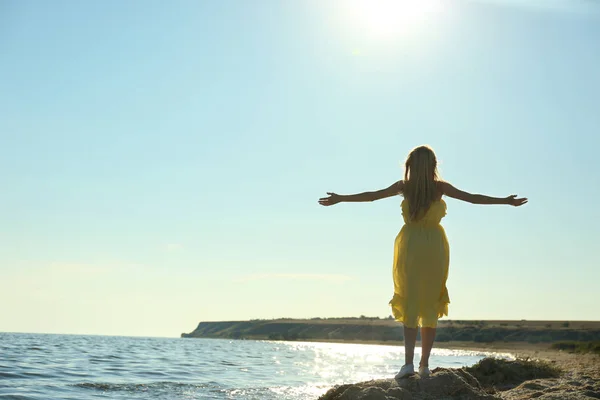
[319,379,412,400]
[498,375,600,400]
[518,382,547,391]
[395,368,497,399]
[386,387,413,400]
[354,387,391,400]
[318,368,497,400]
[319,355,600,400]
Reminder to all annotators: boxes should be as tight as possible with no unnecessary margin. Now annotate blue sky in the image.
[1,0,599,337]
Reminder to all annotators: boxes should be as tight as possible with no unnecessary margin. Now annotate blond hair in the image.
[403,145,441,221]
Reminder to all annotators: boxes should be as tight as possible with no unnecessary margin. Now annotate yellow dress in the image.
[389,199,450,328]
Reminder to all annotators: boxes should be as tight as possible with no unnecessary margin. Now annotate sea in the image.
[0,333,512,400]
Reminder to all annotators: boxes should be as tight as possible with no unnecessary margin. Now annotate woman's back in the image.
[401,198,447,226]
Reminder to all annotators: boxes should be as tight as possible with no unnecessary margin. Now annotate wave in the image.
[0,371,53,379]
[73,380,223,392]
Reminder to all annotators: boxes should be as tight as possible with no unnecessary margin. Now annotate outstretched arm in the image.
[319,181,403,206]
[441,181,527,206]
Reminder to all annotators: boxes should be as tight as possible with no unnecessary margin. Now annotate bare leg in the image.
[419,327,436,367]
[403,326,418,365]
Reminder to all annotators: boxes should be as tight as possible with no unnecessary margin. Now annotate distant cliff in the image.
[182,319,403,341]
[181,318,600,344]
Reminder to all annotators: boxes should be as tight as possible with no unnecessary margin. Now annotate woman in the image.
[318,145,527,379]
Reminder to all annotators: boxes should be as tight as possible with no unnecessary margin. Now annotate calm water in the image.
[0,333,510,399]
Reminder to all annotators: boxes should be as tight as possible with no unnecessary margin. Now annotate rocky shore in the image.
[318,349,600,400]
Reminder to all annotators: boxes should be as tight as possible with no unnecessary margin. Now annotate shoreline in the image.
[310,341,600,400]
[309,339,600,399]
[193,336,593,359]
[281,338,600,370]
[263,337,600,398]
[266,337,552,354]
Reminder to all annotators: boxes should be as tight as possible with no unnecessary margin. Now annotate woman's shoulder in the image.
[435,180,447,199]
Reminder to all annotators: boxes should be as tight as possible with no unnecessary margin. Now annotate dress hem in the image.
[388,294,449,329]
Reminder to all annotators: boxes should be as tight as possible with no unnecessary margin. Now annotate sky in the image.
[1,0,599,338]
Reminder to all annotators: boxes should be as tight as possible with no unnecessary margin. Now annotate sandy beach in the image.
[454,342,599,399]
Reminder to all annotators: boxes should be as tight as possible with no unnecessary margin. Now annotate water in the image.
[0,333,510,399]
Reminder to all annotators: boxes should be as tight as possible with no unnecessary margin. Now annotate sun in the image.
[348,0,443,38]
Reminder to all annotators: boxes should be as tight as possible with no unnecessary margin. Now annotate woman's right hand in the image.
[318,192,342,206]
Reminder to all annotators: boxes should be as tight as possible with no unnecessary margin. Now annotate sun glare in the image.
[348,0,443,38]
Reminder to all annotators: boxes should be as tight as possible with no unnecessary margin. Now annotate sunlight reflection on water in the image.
[265,340,514,390]
[1,334,514,400]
